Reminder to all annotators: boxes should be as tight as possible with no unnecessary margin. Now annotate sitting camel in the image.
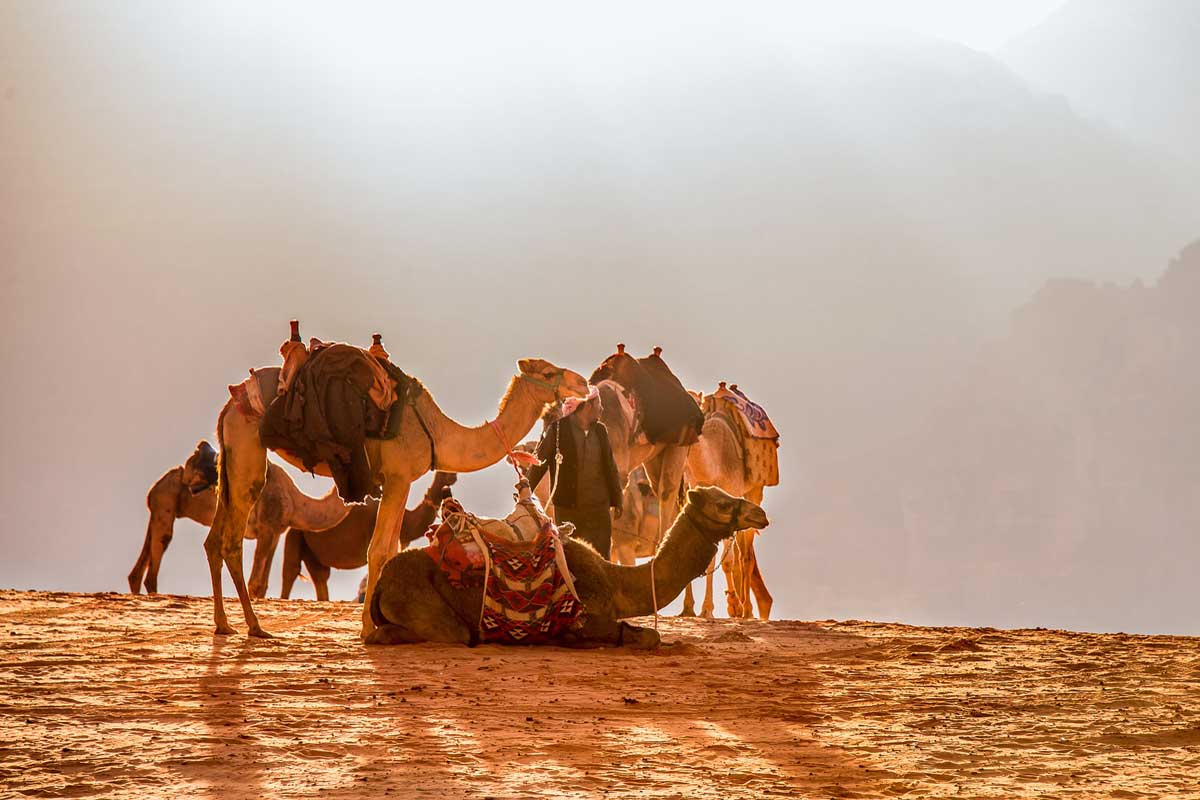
[129,442,350,597]
[280,472,457,601]
[366,486,768,648]
[209,352,588,638]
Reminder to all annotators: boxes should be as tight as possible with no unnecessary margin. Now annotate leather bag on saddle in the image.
[259,340,412,504]
[591,344,704,447]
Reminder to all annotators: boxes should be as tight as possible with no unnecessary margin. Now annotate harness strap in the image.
[410,396,438,472]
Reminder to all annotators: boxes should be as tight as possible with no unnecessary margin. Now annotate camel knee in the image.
[203,531,223,564]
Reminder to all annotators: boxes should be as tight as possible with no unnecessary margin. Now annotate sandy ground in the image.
[2,591,1199,799]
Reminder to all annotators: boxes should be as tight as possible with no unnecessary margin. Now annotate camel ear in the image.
[517,359,533,373]
[685,488,702,506]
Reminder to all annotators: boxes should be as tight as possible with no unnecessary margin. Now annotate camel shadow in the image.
[351,622,885,798]
[171,638,271,800]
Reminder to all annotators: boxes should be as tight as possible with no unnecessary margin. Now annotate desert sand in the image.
[2,590,1198,799]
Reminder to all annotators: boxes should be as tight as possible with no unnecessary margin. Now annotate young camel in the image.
[209,357,588,638]
[280,472,457,601]
[367,486,768,648]
[129,441,350,597]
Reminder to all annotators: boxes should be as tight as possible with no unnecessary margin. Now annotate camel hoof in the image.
[621,626,661,650]
[248,627,274,639]
[677,608,696,618]
[699,610,715,620]
[214,624,237,636]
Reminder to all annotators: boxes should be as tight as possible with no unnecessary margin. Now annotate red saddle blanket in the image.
[478,531,584,644]
[424,515,585,645]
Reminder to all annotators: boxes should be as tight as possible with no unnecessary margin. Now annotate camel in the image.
[240,464,351,599]
[681,395,774,619]
[209,356,588,638]
[128,442,219,594]
[280,472,457,601]
[129,442,350,597]
[609,466,661,566]
[366,485,768,648]
[586,346,696,562]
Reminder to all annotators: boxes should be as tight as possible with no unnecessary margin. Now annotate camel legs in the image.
[738,486,770,619]
[361,477,411,638]
[206,407,270,637]
[309,559,331,602]
[745,533,773,620]
[642,445,691,615]
[280,530,301,599]
[129,511,174,594]
[700,547,721,619]
[722,531,752,618]
[246,526,283,599]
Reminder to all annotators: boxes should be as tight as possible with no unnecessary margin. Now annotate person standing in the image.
[526,386,624,557]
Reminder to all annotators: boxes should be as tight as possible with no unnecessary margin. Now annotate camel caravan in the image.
[131,322,781,647]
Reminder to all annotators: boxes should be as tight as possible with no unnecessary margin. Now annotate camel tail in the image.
[128,518,154,591]
[215,402,232,507]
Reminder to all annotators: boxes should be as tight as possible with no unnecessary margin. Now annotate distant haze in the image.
[3,2,1198,633]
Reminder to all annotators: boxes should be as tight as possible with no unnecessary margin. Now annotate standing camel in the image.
[682,385,777,619]
[209,356,588,638]
[609,466,662,566]
[129,442,350,597]
[587,345,699,564]
[129,441,219,594]
[280,472,457,601]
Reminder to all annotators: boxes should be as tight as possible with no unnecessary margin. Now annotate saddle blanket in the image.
[424,495,584,644]
[478,530,584,644]
[711,384,779,440]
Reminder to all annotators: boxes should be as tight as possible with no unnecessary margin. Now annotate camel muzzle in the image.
[739,504,769,531]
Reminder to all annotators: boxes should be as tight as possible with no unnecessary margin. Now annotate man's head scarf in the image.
[561,385,600,417]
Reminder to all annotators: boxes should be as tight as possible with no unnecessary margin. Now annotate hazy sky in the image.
[3,1,1198,632]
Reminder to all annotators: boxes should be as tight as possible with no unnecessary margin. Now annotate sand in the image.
[2,590,1198,799]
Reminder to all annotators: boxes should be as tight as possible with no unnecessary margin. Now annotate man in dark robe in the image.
[526,387,624,558]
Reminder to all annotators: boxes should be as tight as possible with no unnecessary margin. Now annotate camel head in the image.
[182,440,219,494]
[588,342,642,389]
[682,486,769,543]
[517,358,589,404]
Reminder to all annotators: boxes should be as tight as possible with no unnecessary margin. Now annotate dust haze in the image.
[3,1,1198,633]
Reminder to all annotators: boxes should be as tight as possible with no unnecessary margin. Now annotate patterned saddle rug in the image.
[703,384,780,488]
[424,488,584,644]
[708,383,779,440]
[477,529,583,644]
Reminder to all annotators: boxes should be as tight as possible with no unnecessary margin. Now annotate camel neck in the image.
[414,376,548,473]
[607,510,718,619]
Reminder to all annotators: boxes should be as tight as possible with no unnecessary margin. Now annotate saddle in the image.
[702,383,780,487]
[591,345,703,447]
[256,343,414,503]
[424,483,584,644]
